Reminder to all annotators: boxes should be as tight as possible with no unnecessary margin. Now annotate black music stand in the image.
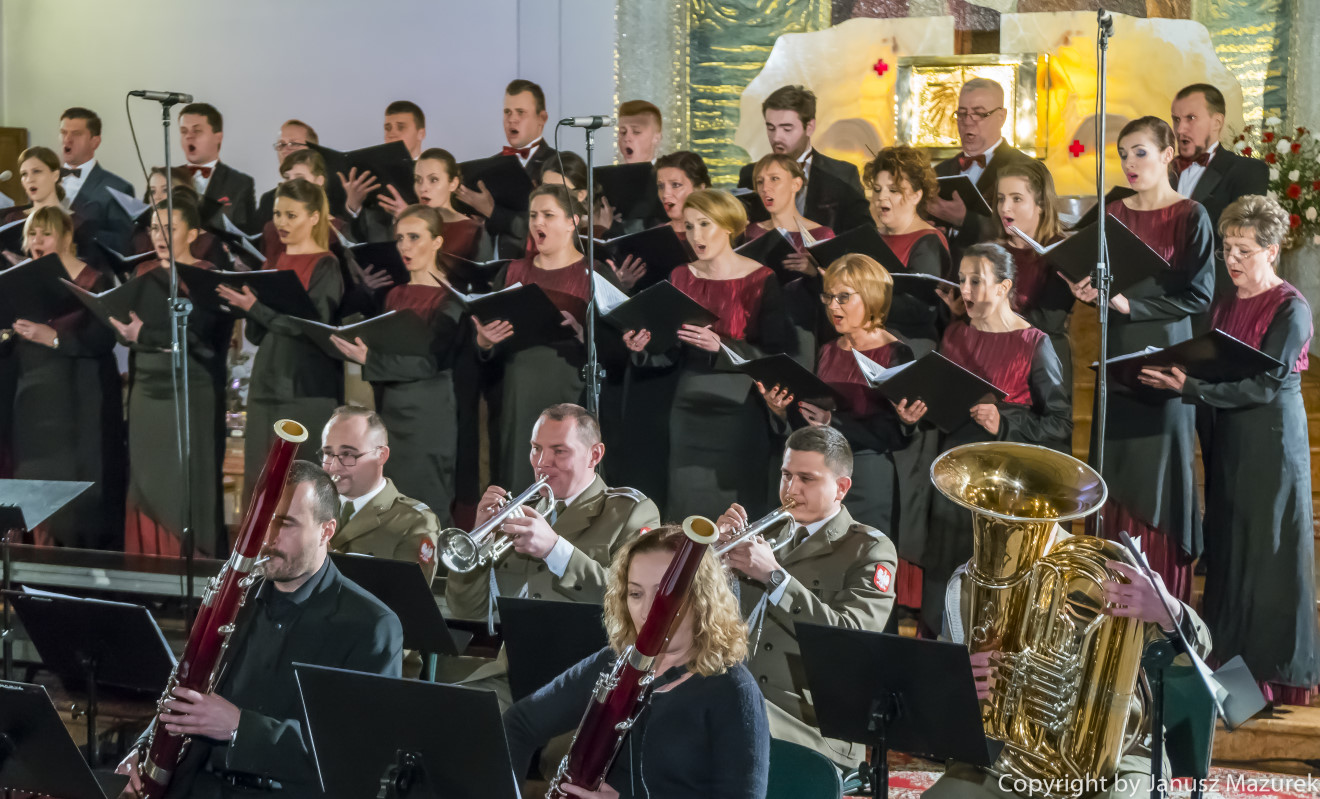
[797,623,1003,799]
[0,478,93,680]
[0,678,129,799]
[329,554,472,680]
[498,597,607,702]
[295,663,518,799]
[7,592,175,767]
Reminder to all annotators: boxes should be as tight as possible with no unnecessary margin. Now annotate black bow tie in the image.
[61,167,82,179]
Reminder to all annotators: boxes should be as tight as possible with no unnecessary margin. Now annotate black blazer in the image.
[482,141,558,259]
[256,187,275,231]
[70,162,135,258]
[738,149,870,233]
[934,140,1034,262]
[204,160,259,235]
[1181,148,1269,298]
[155,557,402,799]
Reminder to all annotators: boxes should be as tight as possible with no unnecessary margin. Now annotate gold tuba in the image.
[932,442,1145,797]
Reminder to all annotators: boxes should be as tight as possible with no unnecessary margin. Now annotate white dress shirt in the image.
[543,481,591,577]
[766,508,842,604]
[191,159,220,195]
[340,477,389,521]
[960,137,1003,185]
[515,138,544,170]
[61,158,95,204]
[1176,143,1219,198]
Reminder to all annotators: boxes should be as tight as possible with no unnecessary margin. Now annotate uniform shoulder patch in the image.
[873,563,893,593]
[418,538,436,566]
[602,486,648,504]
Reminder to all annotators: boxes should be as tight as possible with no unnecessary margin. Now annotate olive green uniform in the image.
[331,479,442,585]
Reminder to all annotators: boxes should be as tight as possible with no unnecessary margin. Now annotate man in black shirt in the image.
[117,461,403,798]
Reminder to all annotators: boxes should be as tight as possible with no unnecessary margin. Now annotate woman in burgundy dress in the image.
[114,198,229,556]
[655,151,711,243]
[4,146,79,263]
[994,160,1075,395]
[333,205,464,525]
[217,179,344,491]
[864,146,952,356]
[474,184,598,490]
[899,242,1071,632]
[624,189,795,520]
[8,206,124,548]
[743,153,835,272]
[1064,117,1215,602]
[760,253,920,609]
[1140,195,1318,705]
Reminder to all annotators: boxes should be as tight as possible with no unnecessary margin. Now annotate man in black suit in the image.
[59,107,135,257]
[1171,83,1269,299]
[117,460,403,799]
[180,102,259,234]
[737,85,869,234]
[928,78,1034,264]
[342,101,427,243]
[457,79,558,259]
[257,119,320,230]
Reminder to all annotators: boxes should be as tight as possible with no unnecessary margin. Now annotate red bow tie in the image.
[188,164,214,179]
[501,145,532,159]
[1173,151,1212,176]
[957,153,987,171]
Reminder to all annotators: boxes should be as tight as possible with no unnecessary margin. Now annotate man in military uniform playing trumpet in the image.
[443,403,661,708]
[715,426,897,770]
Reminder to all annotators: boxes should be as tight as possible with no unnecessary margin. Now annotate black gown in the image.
[914,319,1071,631]
[639,265,795,521]
[364,284,464,526]
[1094,199,1214,603]
[1190,281,1319,701]
[1007,239,1075,398]
[11,262,125,548]
[881,227,953,355]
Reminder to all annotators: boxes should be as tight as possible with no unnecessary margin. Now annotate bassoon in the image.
[136,419,309,799]
[547,516,720,798]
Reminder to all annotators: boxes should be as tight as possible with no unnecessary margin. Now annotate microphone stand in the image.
[582,127,603,415]
[145,96,196,631]
[1092,9,1115,530]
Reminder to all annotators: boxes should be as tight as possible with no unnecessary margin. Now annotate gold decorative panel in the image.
[895,54,1047,159]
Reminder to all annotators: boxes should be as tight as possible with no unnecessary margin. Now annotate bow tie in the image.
[61,167,82,179]
[1173,151,1212,175]
[188,164,214,179]
[501,145,532,159]
[957,153,987,171]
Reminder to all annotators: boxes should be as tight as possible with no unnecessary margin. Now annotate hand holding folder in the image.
[598,279,719,352]
[1095,329,1285,391]
[589,225,692,292]
[177,263,319,319]
[453,282,572,352]
[1012,216,1171,296]
[63,269,172,343]
[292,310,436,361]
[719,344,842,411]
[853,349,1005,433]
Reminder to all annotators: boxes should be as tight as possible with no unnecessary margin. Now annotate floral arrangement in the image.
[1232,117,1320,249]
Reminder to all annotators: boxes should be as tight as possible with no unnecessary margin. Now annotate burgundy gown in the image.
[1193,281,1318,704]
[1006,238,1075,396]
[1094,199,1214,602]
[881,228,952,354]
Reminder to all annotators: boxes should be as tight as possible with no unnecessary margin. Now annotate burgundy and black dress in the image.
[484,257,591,490]
[1189,281,1318,704]
[11,261,125,548]
[363,283,465,525]
[881,228,952,355]
[1094,199,1214,602]
[915,319,1071,630]
[124,259,231,556]
[1006,238,1075,394]
[640,265,795,520]
[745,223,838,353]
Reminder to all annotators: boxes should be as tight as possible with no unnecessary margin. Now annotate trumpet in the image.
[438,476,555,573]
[712,500,798,556]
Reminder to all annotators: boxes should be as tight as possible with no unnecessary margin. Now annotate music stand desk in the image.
[0,678,129,799]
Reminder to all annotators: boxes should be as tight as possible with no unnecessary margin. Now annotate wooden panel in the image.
[0,127,30,205]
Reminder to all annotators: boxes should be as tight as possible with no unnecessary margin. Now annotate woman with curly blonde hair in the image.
[503,525,770,798]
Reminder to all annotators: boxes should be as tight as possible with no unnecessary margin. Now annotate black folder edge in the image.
[291,310,436,361]
[804,225,906,277]
[859,351,1005,434]
[454,155,534,215]
[62,272,172,338]
[1094,329,1285,387]
[328,553,468,656]
[1045,215,1170,296]
[177,263,319,319]
[731,353,842,412]
[497,597,608,703]
[593,162,654,218]
[455,283,571,349]
[599,280,718,352]
[0,254,81,324]
[735,228,799,283]
[936,175,994,218]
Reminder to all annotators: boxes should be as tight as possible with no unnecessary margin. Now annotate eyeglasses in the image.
[319,446,383,467]
[1218,246,1268,262]
[954,108,1003,122]
[820,291,857,307]
[273,139,307,152]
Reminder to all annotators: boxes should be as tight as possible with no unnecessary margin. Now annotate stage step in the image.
[1213,704,1320,777]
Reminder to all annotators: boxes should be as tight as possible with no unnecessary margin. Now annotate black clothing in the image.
[504,646,770,799]
[737,149,870,234]
[204,161,259,235]
[933,141,1035,264]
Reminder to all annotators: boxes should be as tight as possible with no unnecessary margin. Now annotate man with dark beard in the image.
[117,461,402,798]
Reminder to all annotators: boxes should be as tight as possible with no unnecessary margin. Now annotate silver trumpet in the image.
[712,499,798,557]
[438,476,555,573]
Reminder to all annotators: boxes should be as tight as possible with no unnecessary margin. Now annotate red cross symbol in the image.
[873,58,889,78]
[1069,139,1086,157]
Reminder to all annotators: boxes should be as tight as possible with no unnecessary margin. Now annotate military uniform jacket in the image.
[330,478,443,584]
[740,507,897,754]
[445,475,660,620]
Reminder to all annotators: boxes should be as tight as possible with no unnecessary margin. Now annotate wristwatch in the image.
[766,568,787,590]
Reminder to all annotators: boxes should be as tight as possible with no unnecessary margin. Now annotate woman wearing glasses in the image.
[1063,117,1215,603]
[1139,195,1318,705]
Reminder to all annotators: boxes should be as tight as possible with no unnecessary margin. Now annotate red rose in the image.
[1243,147,1253,157]
[1266,152,1277,164]
[1288,183,1302,199]
[1312,180,1320,191]
[1292,142,1303,154]
[1264,131,1275,142]
[1290,213,1301,228]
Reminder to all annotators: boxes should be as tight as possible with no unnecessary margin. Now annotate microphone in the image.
[1097,8,1114,36]
[0,171,11,183]
[129,90,194,105]
[559,116,614,130]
